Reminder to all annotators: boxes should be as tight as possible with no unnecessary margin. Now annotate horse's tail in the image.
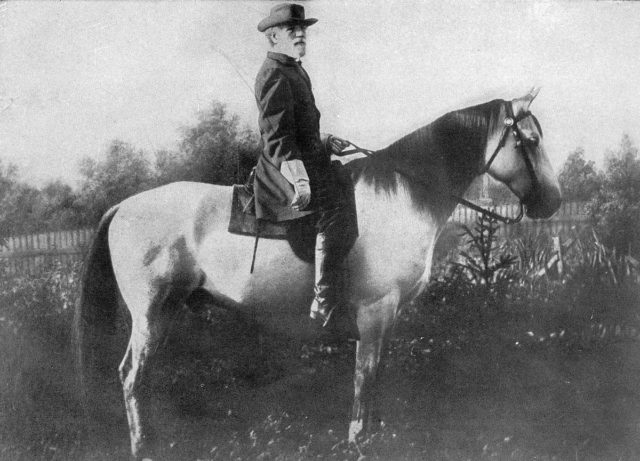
[73,205,123,414]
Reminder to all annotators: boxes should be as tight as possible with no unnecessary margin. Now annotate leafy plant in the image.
[454,212,517,288]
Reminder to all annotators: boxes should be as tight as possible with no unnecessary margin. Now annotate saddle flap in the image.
[228,185,289,239]
[228,161,358,265]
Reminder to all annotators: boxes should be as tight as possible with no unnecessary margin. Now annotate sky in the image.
[1,1,639,187]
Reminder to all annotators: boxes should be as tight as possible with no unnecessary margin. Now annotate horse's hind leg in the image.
[349,290,400,443]
[119,313,168,459]
[118,286,180,459]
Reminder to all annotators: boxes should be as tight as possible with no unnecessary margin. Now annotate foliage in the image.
[0,100,260,233]
[454,213,518,288]
[416,217,640,359]
[32,181,86,230]
[156,102,259,186]
[558,147,602,201]
[0,262,82,454]
[76,140,156,224]
[588,134,640,256]
[0,161,37,236]
[1,223,640,458]
[0,162,86,236]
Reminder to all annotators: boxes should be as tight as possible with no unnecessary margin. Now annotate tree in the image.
[77,140,155,224]
[0,183,40,235]
[156,102,258,185]
[0,161,41,235]
[34,181,84,229]
[558,148,602,201]
[589,134,640,256]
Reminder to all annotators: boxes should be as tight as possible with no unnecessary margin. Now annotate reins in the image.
[339,102,541,225]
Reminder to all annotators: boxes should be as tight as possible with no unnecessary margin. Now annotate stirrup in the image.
[309,302,336,327]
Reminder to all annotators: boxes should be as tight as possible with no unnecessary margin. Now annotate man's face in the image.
[272,24,307,59]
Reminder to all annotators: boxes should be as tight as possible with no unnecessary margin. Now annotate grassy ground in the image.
[2,226,640,461]
[2,302,640,461]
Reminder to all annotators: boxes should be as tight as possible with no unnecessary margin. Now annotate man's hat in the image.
[257,3,318,32]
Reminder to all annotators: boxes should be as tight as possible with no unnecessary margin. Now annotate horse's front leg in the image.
[349,290,400,442]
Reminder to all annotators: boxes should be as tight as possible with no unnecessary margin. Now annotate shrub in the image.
[588,134,640,257]
[399,213,640,360]
[0,262,82,449]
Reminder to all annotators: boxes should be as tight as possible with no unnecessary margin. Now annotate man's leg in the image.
[309,202,358,338]
[309,230,338,324]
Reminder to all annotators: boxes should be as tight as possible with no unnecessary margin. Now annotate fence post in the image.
[553,236,563,276]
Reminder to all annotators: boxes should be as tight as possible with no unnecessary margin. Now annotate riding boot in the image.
[309,233,360,340]
[309,233,336,325]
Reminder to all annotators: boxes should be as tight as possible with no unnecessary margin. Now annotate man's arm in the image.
[257,69,310,210]
[321,133,350,155]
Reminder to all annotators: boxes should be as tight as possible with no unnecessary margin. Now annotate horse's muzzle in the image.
[523,184,562,220]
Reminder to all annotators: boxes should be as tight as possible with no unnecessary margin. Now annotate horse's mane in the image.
[348,99,504,218]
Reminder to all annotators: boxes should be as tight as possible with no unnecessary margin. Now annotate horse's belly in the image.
[198,235,316,336]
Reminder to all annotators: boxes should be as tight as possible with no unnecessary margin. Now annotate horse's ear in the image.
[527,87,540,103]
[512,87,541,116]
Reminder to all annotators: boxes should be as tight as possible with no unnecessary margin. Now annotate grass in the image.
[1,226,640,460]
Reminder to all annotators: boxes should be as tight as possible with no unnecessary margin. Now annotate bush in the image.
[588,134,640,256]
[0,262,82,453]
[398,214,640,363]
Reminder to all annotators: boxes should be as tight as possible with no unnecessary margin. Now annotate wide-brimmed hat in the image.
[257,3,318,32]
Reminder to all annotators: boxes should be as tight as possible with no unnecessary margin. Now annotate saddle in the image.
[228,163,357,265]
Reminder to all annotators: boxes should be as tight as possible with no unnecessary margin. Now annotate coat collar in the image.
[267,51,302,67]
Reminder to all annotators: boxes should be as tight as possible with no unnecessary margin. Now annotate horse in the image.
[74,89,561,459]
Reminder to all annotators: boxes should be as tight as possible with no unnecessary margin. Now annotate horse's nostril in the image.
[525,187,562,219]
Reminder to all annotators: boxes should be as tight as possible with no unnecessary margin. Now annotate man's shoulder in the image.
[256,58,294,89]
[257,57,281,76]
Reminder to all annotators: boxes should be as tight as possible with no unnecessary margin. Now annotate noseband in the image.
[342,101,541,225]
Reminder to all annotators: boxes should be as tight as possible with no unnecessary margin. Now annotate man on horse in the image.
[254,3,358,338]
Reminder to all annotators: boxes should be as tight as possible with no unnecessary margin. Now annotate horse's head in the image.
[484,88,562,219]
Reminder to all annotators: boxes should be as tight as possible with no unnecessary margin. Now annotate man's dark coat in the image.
[254,51,332,222]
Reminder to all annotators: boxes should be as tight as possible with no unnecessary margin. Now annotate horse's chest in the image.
[351,198,438,296]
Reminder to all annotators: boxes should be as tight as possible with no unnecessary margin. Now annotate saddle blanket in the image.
[227,162,358,263]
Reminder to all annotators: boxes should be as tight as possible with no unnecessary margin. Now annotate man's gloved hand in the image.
[281,159,311,211]
[327,135,350,155]
[290,181,311,211]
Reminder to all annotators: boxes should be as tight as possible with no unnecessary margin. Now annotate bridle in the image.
[341,101,541,225]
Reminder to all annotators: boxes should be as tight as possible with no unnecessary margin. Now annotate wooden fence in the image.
[0,202,591,276]
[449,201,591,237]
[0,228,94,275]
